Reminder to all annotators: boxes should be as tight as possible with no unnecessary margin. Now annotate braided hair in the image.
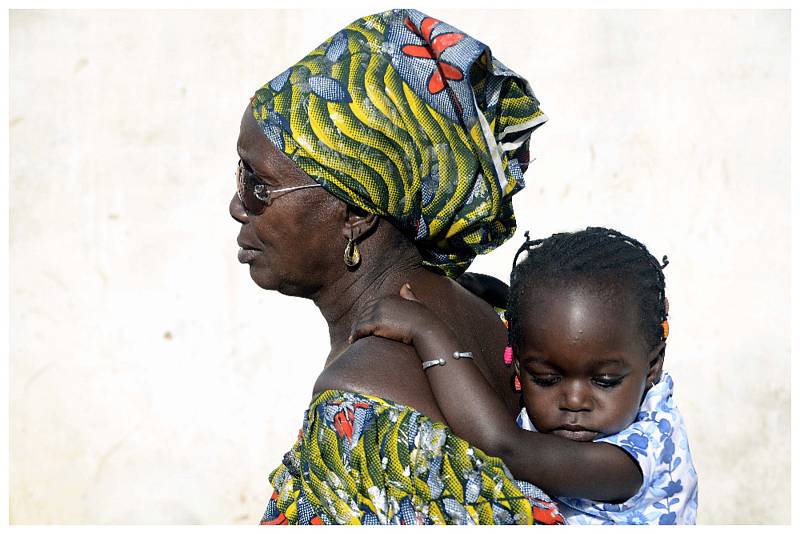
[507,227,669,357]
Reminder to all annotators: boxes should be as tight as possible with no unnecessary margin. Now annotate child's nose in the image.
[559,380,593,412]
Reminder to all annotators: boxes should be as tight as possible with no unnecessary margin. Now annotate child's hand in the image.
[349,283,450,347]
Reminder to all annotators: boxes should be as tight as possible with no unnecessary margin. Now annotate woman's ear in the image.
[646,341,666,386]
[342,204,379,241]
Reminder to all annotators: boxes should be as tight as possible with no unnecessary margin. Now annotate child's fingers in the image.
[349,303,378,343]
[349,320,375,343]
[399,283,421,303]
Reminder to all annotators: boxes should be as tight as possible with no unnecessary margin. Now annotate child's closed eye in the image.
[530,375,561,387]
[591,375,624,388]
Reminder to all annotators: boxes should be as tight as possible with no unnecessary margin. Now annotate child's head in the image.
[507,227,668,442]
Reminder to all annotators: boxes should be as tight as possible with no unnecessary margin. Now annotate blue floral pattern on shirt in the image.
[516,371,698,525]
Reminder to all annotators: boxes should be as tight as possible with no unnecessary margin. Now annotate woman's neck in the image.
[313,241,424,360]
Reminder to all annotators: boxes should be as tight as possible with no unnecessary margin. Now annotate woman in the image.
[230,9,560,525]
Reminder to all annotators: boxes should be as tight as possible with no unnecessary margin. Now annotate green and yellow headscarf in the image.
[251,8,546,278]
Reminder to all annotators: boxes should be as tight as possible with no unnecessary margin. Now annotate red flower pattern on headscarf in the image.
[401,16,466,104]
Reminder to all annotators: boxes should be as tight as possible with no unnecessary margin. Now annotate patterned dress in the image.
[262,389,564,525]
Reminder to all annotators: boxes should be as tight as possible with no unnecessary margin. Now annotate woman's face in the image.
[230,107,341,296]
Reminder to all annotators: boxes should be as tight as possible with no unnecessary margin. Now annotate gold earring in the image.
[344,237,361,267]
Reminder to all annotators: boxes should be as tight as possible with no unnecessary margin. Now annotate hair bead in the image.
[503,346,514,366]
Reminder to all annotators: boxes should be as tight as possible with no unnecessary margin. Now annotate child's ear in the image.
[646,341,666,386]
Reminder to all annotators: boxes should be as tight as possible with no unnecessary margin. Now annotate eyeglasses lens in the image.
[236,160,267,215]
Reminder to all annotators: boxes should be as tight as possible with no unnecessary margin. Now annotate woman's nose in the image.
[230,193,248,223]
[559,380,593,412]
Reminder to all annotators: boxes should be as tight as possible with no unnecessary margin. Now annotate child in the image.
[349,227,698,525]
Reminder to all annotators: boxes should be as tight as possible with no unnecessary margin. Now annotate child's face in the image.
[516,277,659,442]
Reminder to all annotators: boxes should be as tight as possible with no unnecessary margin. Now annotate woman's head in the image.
[242,9,546,279]
[507,227,669,441]
[232,106,424,297]
[231,107,343,295]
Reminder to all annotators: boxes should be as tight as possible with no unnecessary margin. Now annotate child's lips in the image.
[553,425,599,442]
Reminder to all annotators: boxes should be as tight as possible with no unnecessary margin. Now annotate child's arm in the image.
[350,284,643,503]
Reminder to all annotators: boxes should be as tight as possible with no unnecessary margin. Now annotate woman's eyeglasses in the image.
[236,159,323,215]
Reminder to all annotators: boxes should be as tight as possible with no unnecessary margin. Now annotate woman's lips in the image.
[238,247,261,263]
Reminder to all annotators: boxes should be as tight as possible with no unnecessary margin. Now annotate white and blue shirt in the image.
[516,371,698,525]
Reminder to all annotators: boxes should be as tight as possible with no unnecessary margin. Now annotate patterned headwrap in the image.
[251,9,546,278]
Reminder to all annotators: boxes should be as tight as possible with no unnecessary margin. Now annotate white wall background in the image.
[9,8,790,524]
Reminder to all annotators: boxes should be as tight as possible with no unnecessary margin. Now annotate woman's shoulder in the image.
[428,276,518,416]
[314,336,446,422]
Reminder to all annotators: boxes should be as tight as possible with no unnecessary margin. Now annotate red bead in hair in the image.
[503,346,513,365]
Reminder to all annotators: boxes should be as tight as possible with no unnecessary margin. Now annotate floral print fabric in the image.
[516,371,698,525]
[262,389,564,525]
